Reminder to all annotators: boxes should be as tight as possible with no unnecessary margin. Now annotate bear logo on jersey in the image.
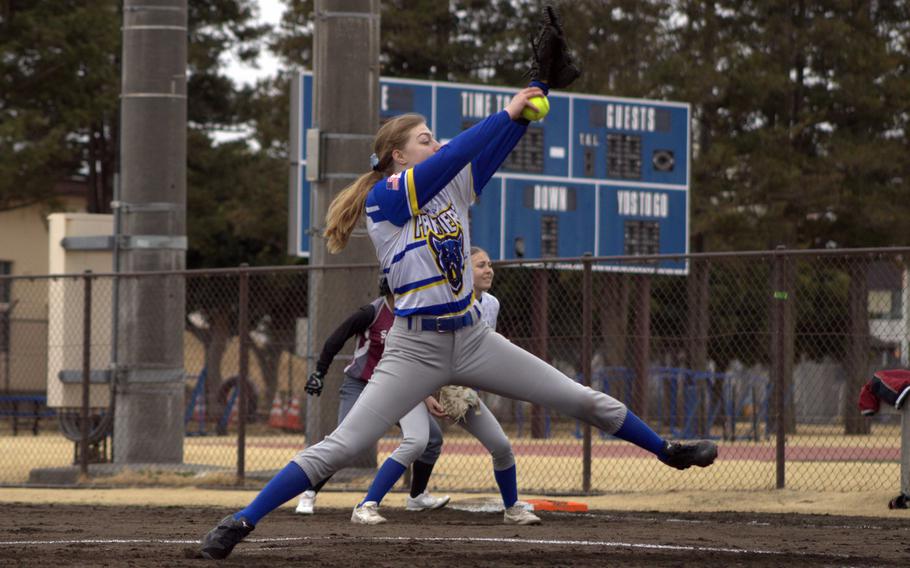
[427,227,465,295]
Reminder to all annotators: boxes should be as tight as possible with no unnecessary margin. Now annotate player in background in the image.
[201,80,716,562]
[469,246,509,413]
[470,247,499,328]
[350,245,540,526]
[296,277,450,519]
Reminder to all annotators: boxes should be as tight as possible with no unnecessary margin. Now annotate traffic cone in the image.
[268,393,285,428]
[284,394,303,431]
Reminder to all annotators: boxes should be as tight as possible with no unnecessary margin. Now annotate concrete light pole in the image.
[305,0,381,467]
[114,0,187,463]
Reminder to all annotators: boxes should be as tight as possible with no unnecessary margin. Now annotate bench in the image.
[0,394,56,435]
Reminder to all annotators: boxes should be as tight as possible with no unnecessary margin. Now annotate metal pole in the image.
[633,275,652,418]
[306,0,381,467]
[844,259,871,435]
[237,265,249,482]
[902,403,910,499]
[531,269,549,438]
[109,173,121,462]
[81,271,93,477]
[771,247,787,488]
[115,0,187,464]
[581,254,593,493]
[1,298,11,395]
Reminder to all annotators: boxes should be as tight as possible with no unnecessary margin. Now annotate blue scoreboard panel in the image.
[290,72,690,274]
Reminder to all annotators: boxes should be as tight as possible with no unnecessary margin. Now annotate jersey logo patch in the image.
[386,173,401,191]
[427,226,465,295]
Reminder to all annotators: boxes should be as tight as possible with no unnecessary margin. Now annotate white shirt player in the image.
[478,291,500,330]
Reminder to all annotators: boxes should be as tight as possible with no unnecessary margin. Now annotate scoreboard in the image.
[289,72,690,274]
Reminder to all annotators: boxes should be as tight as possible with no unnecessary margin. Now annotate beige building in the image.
[0,181,89,393]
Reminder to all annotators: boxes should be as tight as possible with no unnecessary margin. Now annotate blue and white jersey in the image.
[365,109,532,318]
[367,167,476,317]
[478,291,500,330]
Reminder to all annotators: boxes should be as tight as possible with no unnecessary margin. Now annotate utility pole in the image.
[305,0,381,468]
[114,0,187,463]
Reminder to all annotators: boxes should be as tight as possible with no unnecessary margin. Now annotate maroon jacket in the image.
[858,369,910,416]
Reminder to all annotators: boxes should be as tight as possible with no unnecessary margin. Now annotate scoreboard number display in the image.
[290,73,690,275]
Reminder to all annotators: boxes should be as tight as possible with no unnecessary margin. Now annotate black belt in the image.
[408,306,481,333]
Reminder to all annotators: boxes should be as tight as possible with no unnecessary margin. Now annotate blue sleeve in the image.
[370,110,513,226]
[471,81,550,196]
[470,120,527,195]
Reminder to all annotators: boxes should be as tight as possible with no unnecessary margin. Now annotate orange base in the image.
[525,499,589,513]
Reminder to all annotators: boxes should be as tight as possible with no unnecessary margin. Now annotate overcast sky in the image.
[225,0,285,86]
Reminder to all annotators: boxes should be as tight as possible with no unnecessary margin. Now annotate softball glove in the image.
[529,5,581,89]
[438,386,480,422]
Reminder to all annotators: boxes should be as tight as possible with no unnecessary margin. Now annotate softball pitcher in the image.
[200,15,714,561]
[200,85,717,559]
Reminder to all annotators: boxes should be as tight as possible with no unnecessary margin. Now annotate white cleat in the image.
[406,492,451,511]
[503,503,542,525]
[295,490,316,515]
[351,501,387,525]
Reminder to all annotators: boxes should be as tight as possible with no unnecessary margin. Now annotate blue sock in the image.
[360,458,407,506]
[235,462,311,525]
[493,465,518,508]
[613,410,668,457]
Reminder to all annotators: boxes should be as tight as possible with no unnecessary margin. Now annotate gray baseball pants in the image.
[394,395,515,471]
[338,375,443,466]
[292,316,628,484]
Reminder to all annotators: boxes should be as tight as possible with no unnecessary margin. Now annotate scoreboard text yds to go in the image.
[289,73,690,275]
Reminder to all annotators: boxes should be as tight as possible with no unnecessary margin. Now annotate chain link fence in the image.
[1,248,908,494]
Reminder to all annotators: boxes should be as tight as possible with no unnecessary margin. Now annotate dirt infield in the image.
[2,500,909,567]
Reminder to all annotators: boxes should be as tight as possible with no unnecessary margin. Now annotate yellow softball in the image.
[521,95,550,121]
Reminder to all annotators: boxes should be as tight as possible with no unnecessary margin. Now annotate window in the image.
[607,134,642,179]
[588,103,606,127]
[623,221,660,256]
[868,289,902,320]
[583,147,595,177]
[502,126,545,174]
[462,120,544,174]
[541,216,558,258]
[382,85,415,113]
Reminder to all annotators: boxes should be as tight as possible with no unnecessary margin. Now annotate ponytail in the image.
[324,171,382,253]
[323,112,428,254]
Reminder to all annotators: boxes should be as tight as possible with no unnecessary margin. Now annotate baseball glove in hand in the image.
[438,386,480,422]
[529,5,581,89]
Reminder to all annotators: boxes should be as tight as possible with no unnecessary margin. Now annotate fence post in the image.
[531,268,549,438]
[632,275,652,418]
[581,253,593,493]
[237,264,250,483]
[902,403,910,501]
[770,247,787,489]
[844,258,871,435]
[81,270,93,477]
[687,257,710,436]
